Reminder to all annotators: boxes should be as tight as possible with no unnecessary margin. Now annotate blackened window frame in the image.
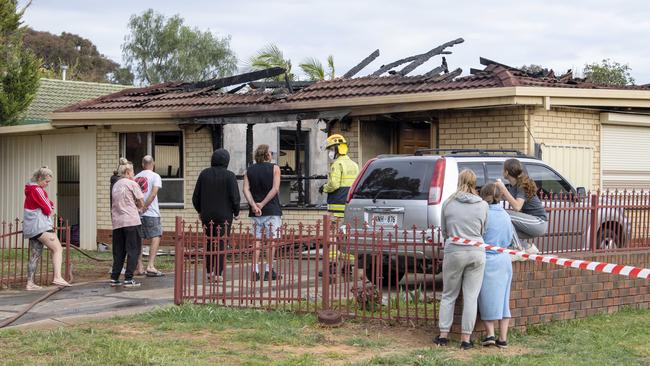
[119,131,185,209]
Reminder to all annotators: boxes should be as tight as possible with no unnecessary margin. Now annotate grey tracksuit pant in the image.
[507,210,548,239]
[438,250,486,334]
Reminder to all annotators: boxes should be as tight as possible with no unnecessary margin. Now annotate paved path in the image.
[0,275,174,330]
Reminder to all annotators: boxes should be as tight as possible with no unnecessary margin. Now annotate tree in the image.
[583,59,635,86]
[300,55,335,81]
[0,0,39,126]
[23,29,131,83]
[248,44,293,81]
[122,9,237,85]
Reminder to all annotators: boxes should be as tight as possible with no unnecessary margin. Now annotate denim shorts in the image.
[138,216,163,239]
[250,216,282,239]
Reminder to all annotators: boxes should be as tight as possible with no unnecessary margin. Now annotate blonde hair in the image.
[31,166,53,183]
[456,169,478,195]
[480,183,502,204]
[254,144,270,164]
[117,157,133,177]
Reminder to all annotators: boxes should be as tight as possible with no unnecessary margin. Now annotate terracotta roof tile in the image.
[54,61,650,116]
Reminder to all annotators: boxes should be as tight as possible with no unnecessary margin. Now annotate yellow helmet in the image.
[326,134,349,155]
[326,134,347,149]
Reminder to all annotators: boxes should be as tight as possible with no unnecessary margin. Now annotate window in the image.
[352,160,435,200]
[486,163,505,184]
[457,162,486,189]
[120,131,184,208]
[278,130,310,204]
[523,164,573,196]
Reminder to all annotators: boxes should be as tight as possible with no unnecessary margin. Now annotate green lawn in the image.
[0,305,648,365]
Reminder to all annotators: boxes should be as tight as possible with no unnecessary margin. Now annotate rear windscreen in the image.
[352,160,436,200]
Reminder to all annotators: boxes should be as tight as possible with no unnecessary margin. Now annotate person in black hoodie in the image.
[192,149,241,282]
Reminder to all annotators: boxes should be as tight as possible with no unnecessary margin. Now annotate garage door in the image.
[602,124,650,190]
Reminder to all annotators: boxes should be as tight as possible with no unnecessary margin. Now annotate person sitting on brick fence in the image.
[495,158,547,253]
[434,169,488,350]
[478,183,514,349]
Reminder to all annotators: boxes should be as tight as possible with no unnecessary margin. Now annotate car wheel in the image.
[597,227,622,250]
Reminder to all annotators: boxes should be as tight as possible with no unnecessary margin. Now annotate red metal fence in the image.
[174,191,650,321]
[0,218,72,289]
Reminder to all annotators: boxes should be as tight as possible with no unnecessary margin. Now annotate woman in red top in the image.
[23,166,71,290]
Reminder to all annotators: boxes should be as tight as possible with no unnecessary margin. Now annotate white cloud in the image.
[21,0,650,83]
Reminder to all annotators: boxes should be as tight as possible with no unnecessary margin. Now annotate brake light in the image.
[347,158,376,203]
[428,158,446,205]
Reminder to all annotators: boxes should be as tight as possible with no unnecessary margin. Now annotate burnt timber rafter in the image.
[342,49,380,78]
[370,38,464,77]
[183,67,286,91]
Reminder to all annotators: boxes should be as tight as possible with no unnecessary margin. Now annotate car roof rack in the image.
[414,148,530,157]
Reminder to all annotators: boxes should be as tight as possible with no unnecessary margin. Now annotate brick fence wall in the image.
[449,250,650,337]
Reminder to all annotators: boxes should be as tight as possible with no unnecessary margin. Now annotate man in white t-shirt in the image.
[134,155,164,277]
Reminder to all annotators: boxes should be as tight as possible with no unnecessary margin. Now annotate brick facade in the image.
[437,107,529,152]
[449,250,650,338]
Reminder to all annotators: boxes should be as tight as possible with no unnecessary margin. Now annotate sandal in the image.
[52,279,72,287]
[146,270,164,277]
[26,283,43,291]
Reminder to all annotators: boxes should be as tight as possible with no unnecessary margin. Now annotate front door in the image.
[398,122,431,154]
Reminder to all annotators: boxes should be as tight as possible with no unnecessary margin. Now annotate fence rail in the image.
[174,191,650,321]
[0,218,71,289]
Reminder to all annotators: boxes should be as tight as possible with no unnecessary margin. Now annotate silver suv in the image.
[344,150,630,277]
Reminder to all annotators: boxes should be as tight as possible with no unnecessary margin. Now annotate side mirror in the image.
[576,187,587,198]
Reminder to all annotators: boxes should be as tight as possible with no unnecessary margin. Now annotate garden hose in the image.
[0,286,64,329]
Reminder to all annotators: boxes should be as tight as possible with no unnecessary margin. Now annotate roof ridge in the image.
[39,78,130,88]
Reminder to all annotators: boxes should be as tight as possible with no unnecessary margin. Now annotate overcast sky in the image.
[20,0,650,84]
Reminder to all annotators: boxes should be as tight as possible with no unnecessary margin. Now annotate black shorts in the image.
[33,230,55,240]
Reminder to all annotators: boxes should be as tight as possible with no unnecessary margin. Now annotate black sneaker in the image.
[460,341,474,350]
[433,335,449,346]
[252,271,260,281]
[496,339,508,349]
[123,279,141,288]
[110,279,122,287]
[481,336,496,347]
[263,270,280,281]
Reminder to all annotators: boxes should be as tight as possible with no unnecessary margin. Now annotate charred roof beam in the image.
[342,49,380,78]
[371,38,464,77]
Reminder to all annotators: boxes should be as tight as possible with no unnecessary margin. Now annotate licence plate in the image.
[372,214,397,226]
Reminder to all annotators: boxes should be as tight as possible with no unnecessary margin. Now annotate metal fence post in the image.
[174,216,184,305]
[65,220,72,282]
[589,193,599,252]
[322,214,331,311]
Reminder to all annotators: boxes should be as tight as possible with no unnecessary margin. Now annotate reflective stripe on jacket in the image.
[323,155,359,217]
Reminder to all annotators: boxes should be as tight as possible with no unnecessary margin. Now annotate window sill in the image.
[160,204,185,210]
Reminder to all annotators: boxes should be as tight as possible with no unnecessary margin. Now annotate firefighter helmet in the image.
[326,134,348,155]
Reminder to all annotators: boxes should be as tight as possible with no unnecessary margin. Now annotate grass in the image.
[0,305,649,365]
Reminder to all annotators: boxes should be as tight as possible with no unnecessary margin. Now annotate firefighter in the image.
[319,134,359,219]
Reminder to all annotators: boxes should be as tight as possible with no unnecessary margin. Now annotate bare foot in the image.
[26,282,43,291]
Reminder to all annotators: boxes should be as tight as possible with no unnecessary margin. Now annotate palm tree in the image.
[248,44,293,81]
[299,55,335,81]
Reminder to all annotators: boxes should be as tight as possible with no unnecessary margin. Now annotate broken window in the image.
[120,131,184,208]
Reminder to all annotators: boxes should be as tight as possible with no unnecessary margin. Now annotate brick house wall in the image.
[437,106,529,152]
[96,127,330,246]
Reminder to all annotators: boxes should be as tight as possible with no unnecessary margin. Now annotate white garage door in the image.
[602,124,650,190]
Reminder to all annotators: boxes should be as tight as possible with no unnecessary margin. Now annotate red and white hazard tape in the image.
[449,237,650,280]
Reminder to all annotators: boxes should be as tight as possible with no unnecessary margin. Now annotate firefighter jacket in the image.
[322,155,359,218]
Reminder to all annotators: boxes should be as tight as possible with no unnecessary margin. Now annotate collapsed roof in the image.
[53,39,650,120]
